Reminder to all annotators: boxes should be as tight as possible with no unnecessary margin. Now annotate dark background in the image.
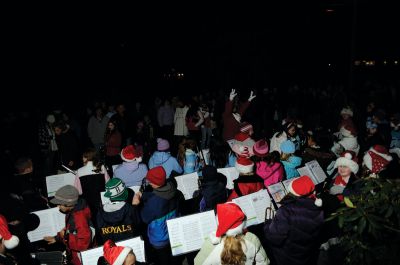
[3,0,399,109]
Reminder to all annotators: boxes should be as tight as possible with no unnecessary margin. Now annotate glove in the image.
[229,89,237,101]
[248,91,256,102]
[329,185,345,195]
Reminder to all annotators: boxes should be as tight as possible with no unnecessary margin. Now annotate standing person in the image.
[198,165,228,212]
[195,203,269,265]
[270,121,298,154]
[88,107,109,152]
[148,138,183,178]
[44,185,93,265]
[96,178,142,244]
[114,145,148,187]
[38,113,58,176]
[138,166,184,265]
[177,137,200,174]
[253,140,284,188]
[158,99,175,143]
[54,121,80,170]
[174,99,189,145]
[263,176,323,265]
[104,120,122,176]
[222,89,256,142]
[185,102,204,145]
[200,103,212,150]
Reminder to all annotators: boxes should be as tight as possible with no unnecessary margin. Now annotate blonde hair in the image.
[220,235,246,265]
[280,152,292,161]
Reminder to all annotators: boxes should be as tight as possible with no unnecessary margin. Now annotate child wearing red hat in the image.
[195,203,268,264]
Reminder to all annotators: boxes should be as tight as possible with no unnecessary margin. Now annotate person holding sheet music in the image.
[97,178,143,244]
[177,137,200,174]
[194,203,269,265]
[44,185,93,265]
[137,166,184,265]
[148,138,183,178]
[227,157,264,202]
[114,145,148,187]
[198,165,228,212]
[97,239,144,265]
[280,140,302,180]
[263,176,323,265]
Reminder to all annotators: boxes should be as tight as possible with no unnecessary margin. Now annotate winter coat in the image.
[74,162,110,195]
[114,161,148,187]
[199,177,228,212]
[281,156,302,179]
[58,198,92,265]
[148,151,183,178]
[158,105,175,127]
[270,131,287,154]
[87,116,109,145]
[264,197,323,265]
[96,201,142,244]
[105,131,122,156]
[174,106,189,136]
[256,161,284,187]
[140,181,183,248]
[227,174,264,201]
[194,232,269,265]
[183,149,199,174]
[222,100,250,141]
[331,134,360,157]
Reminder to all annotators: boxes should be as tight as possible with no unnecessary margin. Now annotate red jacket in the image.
[222,100,250,141]
[227,174,264,201]
[105,131,122,156]
[58,199,92,265]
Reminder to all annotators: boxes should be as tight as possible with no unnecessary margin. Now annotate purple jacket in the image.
[264,197,324,265]
[256,161,284,187]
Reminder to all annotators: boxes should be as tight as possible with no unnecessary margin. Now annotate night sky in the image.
[3,1,399,109]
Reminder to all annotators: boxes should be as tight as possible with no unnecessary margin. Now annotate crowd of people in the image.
[0,82,399,265]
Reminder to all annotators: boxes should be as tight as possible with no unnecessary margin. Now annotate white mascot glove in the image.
[248,91,256,102]
[229,89,237,101]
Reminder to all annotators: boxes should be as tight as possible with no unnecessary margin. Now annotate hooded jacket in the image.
[281,156,302,180]
[114,161,148,187]
[148,151,183,178]
[256,161,284,187]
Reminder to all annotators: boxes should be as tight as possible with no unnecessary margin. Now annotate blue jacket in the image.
[183,149,199,174]
[140,181,183,247]
[282,156,302,179]
[264,197,324,265]
[114,161,148,187]
[148,151,183,178]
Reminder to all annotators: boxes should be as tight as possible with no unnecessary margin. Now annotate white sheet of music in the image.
[175,172,199,200]
[80,237,146,265]
[233,189,273,227]
[217,167,239,190]
[267,182,287,203]
[27,207,65,242]
[167,210,217,256]
[46,173,76,197]
[306,160,328,184]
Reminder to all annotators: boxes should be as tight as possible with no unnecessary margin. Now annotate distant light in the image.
[395,61,399,65]
[383,60,387,65]
[325,9,334,12]
[328,63,331,66]
[354,60,361,66]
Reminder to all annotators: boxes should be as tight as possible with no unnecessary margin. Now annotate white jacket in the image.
[174,106,189,136]
[270,131,287,154]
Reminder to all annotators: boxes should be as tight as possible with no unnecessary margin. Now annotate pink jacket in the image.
[256,161,284,187]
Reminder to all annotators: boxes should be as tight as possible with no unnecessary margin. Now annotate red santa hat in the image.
[120,145,143,163]
[210,203,246,244]
[287,176,322,207]
[334,150,359,174]
[231,132,255,157]
[103,240,133,265]
[363,145,392,174]
[235,156,254,174]
[0,215,19,249]
[340,124,357,137]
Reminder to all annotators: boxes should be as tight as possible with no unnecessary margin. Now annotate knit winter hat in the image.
[253,139,269,157]
[235,156,254,174]
[239,122,253,135]
[288,176,322,207]
[146,166,166,187]
[104,178,128,202]
[50,185,79,206]
[340,107,354,117]
[210,203,245,244]
[157,138,170,151]
[121,145,143,163]
[280,140,295,154]
[363,145,393,174]
[103,240,133,265]
[0,215,19,249]
[334,150,359,174]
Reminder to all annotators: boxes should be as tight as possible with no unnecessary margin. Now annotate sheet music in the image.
[128,186,141,193]
[46,173,76,197]
[217,167,239,190]
[297,166,313,180]
[80,237,146,265]
[175,172,199,200]
[306,160,328,184]
[27,207,65,242]
[167,210,217,256]
[267,182,287,203]
[233,189,273,227]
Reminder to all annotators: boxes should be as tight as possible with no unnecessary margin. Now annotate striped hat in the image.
[104,178,128,202]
